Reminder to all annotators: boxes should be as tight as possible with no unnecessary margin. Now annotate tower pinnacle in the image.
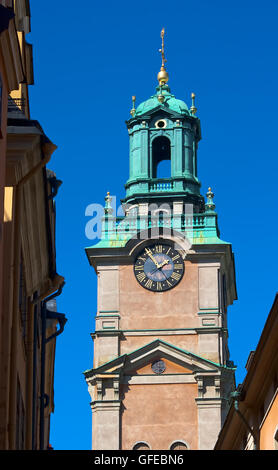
[190,92,197,115]
[130,95,136,116]
[157,28,169,85]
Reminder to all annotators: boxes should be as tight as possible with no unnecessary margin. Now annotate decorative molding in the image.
[122,374,196,385]
[91,400,121,411]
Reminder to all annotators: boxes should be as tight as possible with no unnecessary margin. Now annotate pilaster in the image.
[87,373,121,450]
[195,371,223,449]
[91,400,121,450]
[196,397,223,449]
[93,265,120,367]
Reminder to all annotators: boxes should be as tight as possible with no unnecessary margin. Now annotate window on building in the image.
[170,441,188,450]
[133,442,150,450]
[152,136,171,178]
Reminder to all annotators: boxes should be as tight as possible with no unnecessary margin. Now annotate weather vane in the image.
[159,27,167,68]
[157,28,169,85]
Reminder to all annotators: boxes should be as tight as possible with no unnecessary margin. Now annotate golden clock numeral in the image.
[137,272,146,282]
[155,245,163,253]
[145,279,153,289]
[166,280,172,287]
[172,255,180,261]
[166,247,171,255]
[134,265,144,271]
[174,264,183,270]
[156,282,162,291]
[138,256,146,262]
[171,272,181,281]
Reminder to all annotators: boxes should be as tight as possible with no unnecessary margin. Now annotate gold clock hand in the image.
[145,248,159,268]
[150,259,170,274]
[157,259,170,269]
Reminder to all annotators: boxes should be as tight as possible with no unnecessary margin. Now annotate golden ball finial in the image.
[190,92,197,115]
[205,186,215,211]
[130,95,136,117]
[157,66,169,85]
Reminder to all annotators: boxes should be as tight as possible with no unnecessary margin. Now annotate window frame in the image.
[169,440,189,450]
[132,441,151,450]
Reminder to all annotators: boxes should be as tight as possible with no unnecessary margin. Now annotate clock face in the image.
[151,360,166,374]
[134,243,184,292]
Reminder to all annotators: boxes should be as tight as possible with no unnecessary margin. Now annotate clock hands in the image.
[157,259,170,269]
[151,259,169,271]
[145,247,171,272]
[145,247,160,268]
[135,243,184,291]
[150,259,170,275]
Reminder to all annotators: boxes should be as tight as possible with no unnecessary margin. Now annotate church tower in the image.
[84,30,237,451]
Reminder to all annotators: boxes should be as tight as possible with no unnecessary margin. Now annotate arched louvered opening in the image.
[133,441,151,450]
[152,136,171,178]
[170,441,188,450]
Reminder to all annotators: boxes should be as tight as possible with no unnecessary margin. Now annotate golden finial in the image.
[157,28,169,86]
[190,92,197,115]
[207,187,214,198]
[130,95,136,117]
[104,191,113,214]
[159,28,166,68]
[205,186,215,212]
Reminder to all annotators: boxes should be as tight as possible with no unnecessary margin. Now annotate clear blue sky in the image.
[27,0,278,450]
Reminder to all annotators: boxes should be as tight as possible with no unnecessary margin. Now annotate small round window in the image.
[151,360,166,374]
[155,119,167,129]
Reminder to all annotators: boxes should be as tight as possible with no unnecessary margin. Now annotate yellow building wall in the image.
[121,382,198,450]
[260,392,278,450]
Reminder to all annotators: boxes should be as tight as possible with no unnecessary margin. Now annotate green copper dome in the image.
[134,84,189,117]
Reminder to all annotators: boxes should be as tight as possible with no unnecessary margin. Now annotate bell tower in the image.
[84,30,237,451]
[124,31,203,211]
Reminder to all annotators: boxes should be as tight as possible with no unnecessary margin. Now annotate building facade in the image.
[215,293,278,451]
[0,1,24,378]
[0,1,66,449]
[84,32,237,450]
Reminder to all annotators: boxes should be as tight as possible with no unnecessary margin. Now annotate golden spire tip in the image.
[190,92,197,115]
[157,27,169,86]
[130,95,136,117]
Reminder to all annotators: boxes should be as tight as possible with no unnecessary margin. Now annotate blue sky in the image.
[27,0,278,450]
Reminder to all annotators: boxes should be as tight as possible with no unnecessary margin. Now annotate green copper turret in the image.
[85,32,231,250]
[123,83,204,210]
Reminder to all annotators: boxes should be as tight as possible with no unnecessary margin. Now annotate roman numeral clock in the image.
[134,244,184,292]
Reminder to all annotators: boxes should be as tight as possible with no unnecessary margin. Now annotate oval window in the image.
[155,119,167,129]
